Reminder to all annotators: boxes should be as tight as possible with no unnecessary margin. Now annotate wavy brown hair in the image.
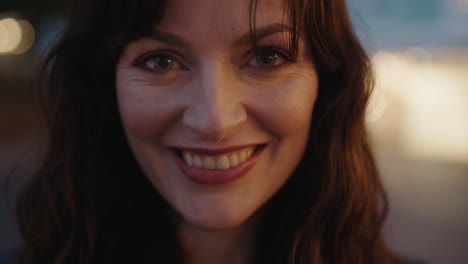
[15,0,400,263]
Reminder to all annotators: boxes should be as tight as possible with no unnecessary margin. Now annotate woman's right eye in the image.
[137,53,184,72]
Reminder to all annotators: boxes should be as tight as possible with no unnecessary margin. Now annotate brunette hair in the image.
[15,0,400,263]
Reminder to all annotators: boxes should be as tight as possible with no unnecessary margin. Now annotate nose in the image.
[182,66,247,142]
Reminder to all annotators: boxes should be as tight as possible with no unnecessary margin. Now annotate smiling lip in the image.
[172,144,266,185]
[176,144,259,155]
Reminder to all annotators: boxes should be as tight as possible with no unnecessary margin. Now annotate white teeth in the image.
[203,156,216,169]
[239,149,247,162]
[183,152,193,166]
[193,155,203,168]
[229,154,239,167]
[181,147,256,170]
[216,155,230,170]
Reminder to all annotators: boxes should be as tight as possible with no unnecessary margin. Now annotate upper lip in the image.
[173,144,264,155]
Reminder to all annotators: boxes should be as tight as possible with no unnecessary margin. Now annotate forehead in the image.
[157,0,288,39]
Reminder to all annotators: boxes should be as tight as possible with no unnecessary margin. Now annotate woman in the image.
[15,0,400,263]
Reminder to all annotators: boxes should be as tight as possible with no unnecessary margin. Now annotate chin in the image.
[180,206,256,231]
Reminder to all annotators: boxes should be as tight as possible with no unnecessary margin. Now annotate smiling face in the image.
[116,0,318,230]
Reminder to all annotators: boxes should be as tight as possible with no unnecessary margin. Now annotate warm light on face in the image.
[116,0,318,231]
[0,17,35,55]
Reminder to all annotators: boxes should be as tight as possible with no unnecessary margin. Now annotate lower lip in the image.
[173,146,265,185]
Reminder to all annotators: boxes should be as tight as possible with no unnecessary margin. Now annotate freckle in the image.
[231,28,235,31]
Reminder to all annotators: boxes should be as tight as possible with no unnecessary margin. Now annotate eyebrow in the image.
[145,23,294,48]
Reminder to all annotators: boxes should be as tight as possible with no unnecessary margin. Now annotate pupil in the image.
[155,55,173,69]
[257,51,277,66]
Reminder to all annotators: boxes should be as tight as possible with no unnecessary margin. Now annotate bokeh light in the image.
[0,17,35,55]
[370,48,468,163]
[0,18,22,54]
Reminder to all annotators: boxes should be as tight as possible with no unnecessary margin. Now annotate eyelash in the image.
[134,46,296,73]
[244,46,297,72]
[134,50,186,73]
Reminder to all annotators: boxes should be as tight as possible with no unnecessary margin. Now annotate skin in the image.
[116,0,319,263]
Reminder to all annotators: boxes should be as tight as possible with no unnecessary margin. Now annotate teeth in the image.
[193,155,203,168]
[247,148,253,157]
[216,155,230,170]
[181,147,256,170]
[229,154,239,167]
[239,149,247,161]
[183,152,193,166]
[203,156,216,170]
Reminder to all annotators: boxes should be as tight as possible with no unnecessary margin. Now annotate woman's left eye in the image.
[248,48,292,69]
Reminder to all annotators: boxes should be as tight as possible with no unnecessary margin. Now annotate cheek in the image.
[116,72,179,140]
[249,75,318,136]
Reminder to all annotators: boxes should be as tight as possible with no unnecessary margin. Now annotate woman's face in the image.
[116,0,318,229]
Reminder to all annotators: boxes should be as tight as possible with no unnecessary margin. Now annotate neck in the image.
[177,217,259,264]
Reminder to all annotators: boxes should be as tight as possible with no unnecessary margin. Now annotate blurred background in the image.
[0,0,467,263]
